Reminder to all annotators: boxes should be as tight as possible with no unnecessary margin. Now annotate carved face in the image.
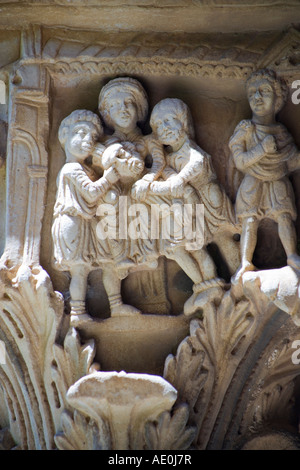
[105,90,138,131]
[247,79,276,116]
[66,121,99,161]
[153,111,186,148]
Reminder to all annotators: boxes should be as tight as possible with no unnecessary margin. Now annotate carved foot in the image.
[287,254,300,271]
[70,300,91,326]
[0,252,22,281]
[0,250,21,271]
[110,304,141,317]
[231,261,255,285]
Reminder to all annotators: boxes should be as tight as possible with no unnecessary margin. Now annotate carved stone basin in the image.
[76,314,190,375]
[67,371,178,450]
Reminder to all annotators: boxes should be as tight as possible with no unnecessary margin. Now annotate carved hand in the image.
[115,155,143,176]
[262,135,277,154]
[102,143,124,169]
[131,178,150,201]
[103,166,119,184]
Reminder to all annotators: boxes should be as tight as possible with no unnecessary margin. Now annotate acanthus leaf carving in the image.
[0,265,64,449]
[144,403,197,451]
[0,266,100,450]
[64,371,178,450]
[54,409,110,451]
[164,291,256,449]
[52,327,99,412]
[163,326,208,410]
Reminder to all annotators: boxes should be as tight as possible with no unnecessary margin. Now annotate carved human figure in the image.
[97,77,165,266]
[92,141,145,270]
[52,110,116,318]
[229,69,300,283]
[148,98,237,313]
[52,109,141,323]
[98,77,165,199]
[97,77,171,314]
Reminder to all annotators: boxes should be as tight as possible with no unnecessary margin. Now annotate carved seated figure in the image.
[148,98,239,314]
[229,69,300,284]
[52,109,142,324]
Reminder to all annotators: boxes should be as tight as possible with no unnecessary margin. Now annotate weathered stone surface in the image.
[77,314,190,375]
[66,371,177,450]
[0,1,300,451]
[243,266,300,323]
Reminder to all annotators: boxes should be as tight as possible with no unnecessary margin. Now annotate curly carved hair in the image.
[58,109,103,149]
[150,98,195,140]
[98,77,148,128]
[246,68,288,114]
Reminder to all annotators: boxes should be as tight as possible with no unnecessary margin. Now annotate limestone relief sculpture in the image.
[52,78,241,323]
[52,108,146,323]
[1,56,300,451]
[97,77,170,316]
[148,97,239,314]
[230,69,300,283]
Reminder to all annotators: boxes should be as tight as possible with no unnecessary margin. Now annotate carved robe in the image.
[103,128,165,264]
[161,139,235,244]
[229,120,299,222]
[52,162,113,271]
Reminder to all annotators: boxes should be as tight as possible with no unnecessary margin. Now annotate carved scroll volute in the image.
[2,84,49,270]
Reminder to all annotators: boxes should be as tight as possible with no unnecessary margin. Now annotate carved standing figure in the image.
[148,98,238,314]
[52,109,142,323]
[97,77,171,315]
[229,69,300,283]
[52,110,119,320]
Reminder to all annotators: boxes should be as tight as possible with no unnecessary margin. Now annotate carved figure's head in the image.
[101,143,144,181]
[98,77,148,132]
[150,98,195,148]
[246,69,288,116]
[58,109,103,162]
